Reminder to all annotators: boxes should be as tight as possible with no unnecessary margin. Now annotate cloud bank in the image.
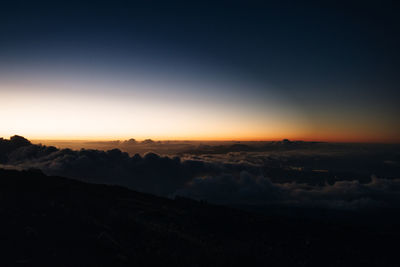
[1,136,400,210]
[176,171,400,209]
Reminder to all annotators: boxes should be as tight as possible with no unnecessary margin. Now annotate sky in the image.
[0,1,399,142]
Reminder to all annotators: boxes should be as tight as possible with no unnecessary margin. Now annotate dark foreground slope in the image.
[0,169,399,266]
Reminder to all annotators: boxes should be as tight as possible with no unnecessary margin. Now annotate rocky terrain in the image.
[1,168,399,266]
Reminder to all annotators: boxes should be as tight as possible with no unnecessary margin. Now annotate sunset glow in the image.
[0,1,399,144]
[1,75,398,143]
[2,2,400,265]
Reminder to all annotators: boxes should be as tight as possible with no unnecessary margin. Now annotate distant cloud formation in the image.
[1,136,400,209]
[175,171,400,210]
[1,136,217,196]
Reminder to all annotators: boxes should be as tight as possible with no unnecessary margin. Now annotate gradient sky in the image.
[0,1,399,142]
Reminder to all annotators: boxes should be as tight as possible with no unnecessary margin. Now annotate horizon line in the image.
[28,138,400,145]
[2,135,399,144]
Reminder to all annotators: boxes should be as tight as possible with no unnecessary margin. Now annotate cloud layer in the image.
[176,171,400,209]
[1,136,400,210]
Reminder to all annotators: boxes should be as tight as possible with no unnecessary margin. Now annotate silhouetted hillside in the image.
[0,168,399,266]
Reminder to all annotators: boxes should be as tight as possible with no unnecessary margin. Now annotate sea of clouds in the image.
[1,135,399,210]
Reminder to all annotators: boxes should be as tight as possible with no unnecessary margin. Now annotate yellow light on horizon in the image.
[1,78,399,143]
[0,80,311,141]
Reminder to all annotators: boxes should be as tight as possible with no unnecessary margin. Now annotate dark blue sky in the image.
[1,1,399,141]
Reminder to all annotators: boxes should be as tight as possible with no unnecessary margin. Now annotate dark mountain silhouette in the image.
[122,138,137,145]
[141,139,155,144]
[1,168,400,266]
